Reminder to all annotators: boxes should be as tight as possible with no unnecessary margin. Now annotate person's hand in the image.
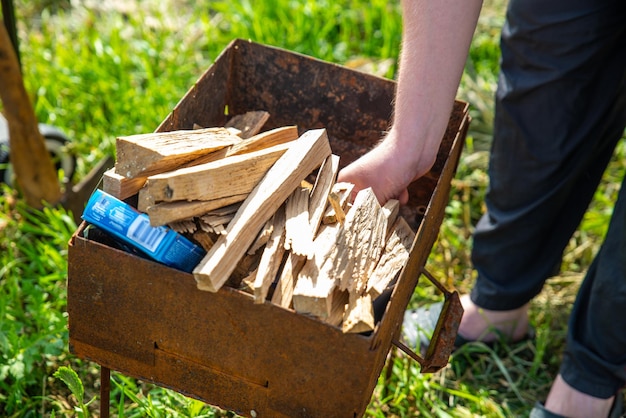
[338,0,482,206]
[337,129,434,205]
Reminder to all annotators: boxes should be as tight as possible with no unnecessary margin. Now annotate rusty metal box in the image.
[67,39,470,418]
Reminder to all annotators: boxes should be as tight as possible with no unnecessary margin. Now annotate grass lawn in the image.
[1,0,624,416]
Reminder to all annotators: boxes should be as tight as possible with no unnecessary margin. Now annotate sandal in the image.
[402,301,535,353]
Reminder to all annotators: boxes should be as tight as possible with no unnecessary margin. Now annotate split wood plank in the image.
[240,267,258,295]
[292,223,342,319]
[248,219,274,255]
[308,154,340,240]
[367,216,415,299]
[137,186,154,213]
[331,187,386,294]
[115,127,242,178]
[271,253,306,308]
[228,250,263,289]
[382,199,400,235]
[145,194,247,226]
[227,125,298,157]
[145,141,294,203]
[253,207,287,303]
[200,213,236,228]
[204,202,241,217]
[291,187,388,321]
[192,230,216,252]
[168,219,197,234]
[284,186,312,257]
[102,168,147,200]
[193,129,332,292]
[180,126,299,168]
[283,154,338,259]
[225,110,270,139]
[342,292,375,334]
[325,288,349,327]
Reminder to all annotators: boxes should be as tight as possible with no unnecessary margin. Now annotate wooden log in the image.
[291,188,387,319]
[145,194,247,226]
[211,223,226,235]
[193,129,332,292]
[225,110,270,139]
[0,23,62,208]
[102,168,147,200]
[145,141,293,203]
[115,127,241,178]
[367,216,415,299]
[308,154,340,239]
[253,207,287,303]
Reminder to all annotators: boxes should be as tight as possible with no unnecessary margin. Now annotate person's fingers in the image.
[398,187,409,206]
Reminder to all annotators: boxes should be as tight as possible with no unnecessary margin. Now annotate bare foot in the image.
[544,374,614,418]
[457,294,530,342]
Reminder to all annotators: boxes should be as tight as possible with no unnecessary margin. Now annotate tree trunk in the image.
[0,23,62,208]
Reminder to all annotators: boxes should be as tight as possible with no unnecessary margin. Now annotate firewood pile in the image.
[103,111,415,334]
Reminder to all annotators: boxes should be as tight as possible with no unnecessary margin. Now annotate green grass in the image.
[1,0,624,416]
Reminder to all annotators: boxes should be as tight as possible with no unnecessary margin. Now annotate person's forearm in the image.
[391,0,482,175]
[336,0,482,205]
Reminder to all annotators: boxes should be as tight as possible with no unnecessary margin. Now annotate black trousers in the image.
[469,0,626,398]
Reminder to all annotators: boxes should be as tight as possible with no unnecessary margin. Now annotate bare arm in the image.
[338,0,482,204]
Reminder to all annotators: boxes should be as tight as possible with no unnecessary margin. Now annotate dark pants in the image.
[469,0,626,398]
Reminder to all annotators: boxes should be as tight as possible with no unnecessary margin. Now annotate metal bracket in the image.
[392,267,463,373]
